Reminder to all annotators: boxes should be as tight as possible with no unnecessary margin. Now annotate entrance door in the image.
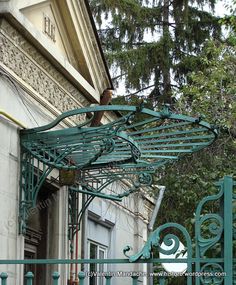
[24,184,58,285]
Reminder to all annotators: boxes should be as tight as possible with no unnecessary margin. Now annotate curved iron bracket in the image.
[19,105,217,234]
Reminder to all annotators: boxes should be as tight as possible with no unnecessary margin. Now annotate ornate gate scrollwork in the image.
[123,176,235,285]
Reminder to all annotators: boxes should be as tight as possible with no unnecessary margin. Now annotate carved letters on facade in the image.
[43,14,56,42]
[0,19,90,123]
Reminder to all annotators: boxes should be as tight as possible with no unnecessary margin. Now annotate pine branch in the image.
[91,0,223,108]
[112,73,128,81]
[125,84,155,97]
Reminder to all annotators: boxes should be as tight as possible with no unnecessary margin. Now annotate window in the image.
[88,241,107,285]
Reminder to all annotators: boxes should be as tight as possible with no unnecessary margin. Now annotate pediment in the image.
[21,0,94,87]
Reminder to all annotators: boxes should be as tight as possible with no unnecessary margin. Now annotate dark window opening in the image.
[24,183,58,285]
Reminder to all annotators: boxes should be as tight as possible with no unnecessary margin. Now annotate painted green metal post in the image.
[52,271,60,285]
[25,272,34,285]
[131,275,139,285]
[223,176,233,284]
[0,272,8,285]
[78,272,85,285]
[105,275,112,285]
[159,277,165,285]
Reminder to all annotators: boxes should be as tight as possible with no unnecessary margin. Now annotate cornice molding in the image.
[0,19,89,123]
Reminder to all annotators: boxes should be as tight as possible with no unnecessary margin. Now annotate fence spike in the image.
[52,271,60,285]
[25,272,34,285]
[131,275,138,285]
[159,277,165,285]
[78,272,85,285]
[0,272,8,285]
[105,275,112,285]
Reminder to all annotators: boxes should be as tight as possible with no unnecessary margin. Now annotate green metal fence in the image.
[0,270,147,285]
[0,176,235,284]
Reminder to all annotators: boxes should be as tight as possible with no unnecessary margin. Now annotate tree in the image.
[90,3,235,283]
[149,36,236,285]
[156,39,236,233]
[89,0,222,105]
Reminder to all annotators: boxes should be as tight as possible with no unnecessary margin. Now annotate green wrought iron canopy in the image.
[21,105,217,170]
[19,105,217,233]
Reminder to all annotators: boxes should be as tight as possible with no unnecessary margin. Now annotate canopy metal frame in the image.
[19,105,217,234]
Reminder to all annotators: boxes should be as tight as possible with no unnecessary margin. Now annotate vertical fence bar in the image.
[159,277,165,285]
[25,272,34,285]
[105,275,112,285]
[0,273,8,285]
[223,176,233,284]
[52,272,60,285]
[78,272,85,285]
[131,276,138,285]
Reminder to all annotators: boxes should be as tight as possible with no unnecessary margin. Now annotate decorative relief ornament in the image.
[0,19,90,124]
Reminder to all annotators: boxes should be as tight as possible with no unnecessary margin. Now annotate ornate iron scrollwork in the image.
[124,223,192,263]
[123,176,234,285]
[138,173,152,185]
[19,105,217,234]
[101,138,115,154]
[200,263,224,285]
[197,214,223,257]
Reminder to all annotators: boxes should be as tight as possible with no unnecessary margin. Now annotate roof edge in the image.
[84,0,114,90]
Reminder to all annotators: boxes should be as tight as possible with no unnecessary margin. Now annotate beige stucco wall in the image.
[0,74,69,282]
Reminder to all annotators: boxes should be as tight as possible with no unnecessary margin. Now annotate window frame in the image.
[88,240,108,285]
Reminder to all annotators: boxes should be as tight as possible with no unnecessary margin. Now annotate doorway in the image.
[24,183,58,285]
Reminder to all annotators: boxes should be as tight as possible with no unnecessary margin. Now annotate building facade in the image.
[0,1,155,284]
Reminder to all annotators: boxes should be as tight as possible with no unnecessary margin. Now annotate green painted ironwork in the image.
[19,105,217,234]
[52,272,60,285]
[131,275,139,285]
[124,175,234,284]
[68,171,153,241]
[1,176,234,284]
[25,272,34,285]
[105,275,112,285]
[78,272,85,285]
[0,273,8,285]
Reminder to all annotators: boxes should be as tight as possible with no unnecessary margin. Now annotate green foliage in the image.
[219,1,236,44]
[90,2,236,281]
[179,41,236,132]
[151,39,236,285]
[111,37,236,246]
[155,40,236,237]
[107,42,164,91]
[89,0,222,103]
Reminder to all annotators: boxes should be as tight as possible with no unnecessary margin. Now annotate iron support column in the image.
[223,176,233,284]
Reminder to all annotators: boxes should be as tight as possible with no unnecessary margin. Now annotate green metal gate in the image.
[0,176,235,284]
[124,175,235,285]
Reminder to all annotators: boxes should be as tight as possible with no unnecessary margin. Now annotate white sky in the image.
[210,0,231,16]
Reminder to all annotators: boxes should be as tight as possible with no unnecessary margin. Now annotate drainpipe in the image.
[90,89,113,127]
[69,245,74,285]
[0,109,26,128]
[147,186,166,285]
[74,191,80,285]
[148,186,165,232]
[81,193,88,270]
